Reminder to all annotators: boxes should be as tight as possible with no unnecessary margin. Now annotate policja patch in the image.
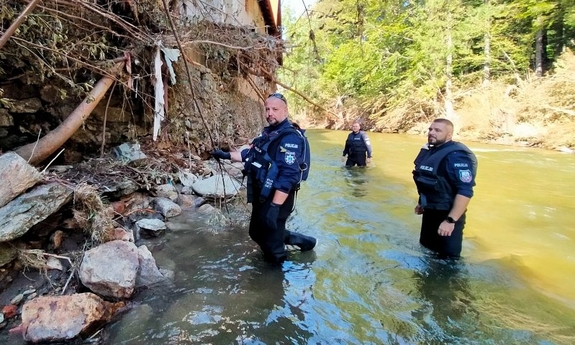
[284,151,296,165]
[459,169,472,183]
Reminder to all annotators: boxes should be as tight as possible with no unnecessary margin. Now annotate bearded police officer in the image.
[412,118,478,258]
[212,93,316,263]
[342,122,373,167]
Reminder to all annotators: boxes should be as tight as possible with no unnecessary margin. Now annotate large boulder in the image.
[191,174,242,198]
[0,182,72,242]
[0,152,43,208]
[136,245,167,288]
[19,293,124,343]
[79,240,139,299]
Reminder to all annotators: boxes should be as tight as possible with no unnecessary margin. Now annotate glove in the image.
[211,149,231,160]
[266,203,280,230]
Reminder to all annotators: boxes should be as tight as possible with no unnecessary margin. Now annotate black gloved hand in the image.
[266,203,280,230]
[211,149,231,161]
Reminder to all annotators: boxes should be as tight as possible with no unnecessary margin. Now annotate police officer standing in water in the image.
[412,118,477,259]
[342,122,373,167]
[212,93,317,263]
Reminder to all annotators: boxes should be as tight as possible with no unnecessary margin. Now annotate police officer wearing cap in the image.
[212,93,317,263]
[412,118,478,258]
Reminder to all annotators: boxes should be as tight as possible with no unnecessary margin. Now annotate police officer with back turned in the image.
[412,118,477,259]
[212,93,317,264]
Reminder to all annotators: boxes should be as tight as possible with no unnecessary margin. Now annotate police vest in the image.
[346,132,368,154]
[244,125,310,202]
[412,141,477,210]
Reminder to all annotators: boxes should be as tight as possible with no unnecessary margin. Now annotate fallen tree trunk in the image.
[15,63,123,166]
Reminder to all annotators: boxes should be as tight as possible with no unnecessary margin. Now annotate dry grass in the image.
[72,183,115,245]
[456,49,575,149]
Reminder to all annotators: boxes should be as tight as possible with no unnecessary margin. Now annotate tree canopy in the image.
[280,0,575,129]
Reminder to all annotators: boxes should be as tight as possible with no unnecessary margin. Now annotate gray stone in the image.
[0,183,72,243]
[0,243,17,266]
[113,142,147,163]
[152,197,182,218]
[79,241,139,299]
[136,245,166,287]
[191,174,242,198]
[103,179,139,199]
[4,98,42,113]
[10,293,24,305]
[177,171,198,187]
[136,218,166,231]
[0,108,13,126]
[0,152,43,208]
[155,184,178,201]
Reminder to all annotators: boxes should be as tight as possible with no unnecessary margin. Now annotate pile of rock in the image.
[0,147,246,343]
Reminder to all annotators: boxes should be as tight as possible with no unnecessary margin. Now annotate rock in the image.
[136,218,167,238]
[79,240,139,299]
[102,179,139,199]
[177,171,198,186]
[0,152,43,208]
[112,142,147,163]
[19,293,125,343]
[136,245,166,288]
[10,294,24,305]
[0,108,13,126]
[40,85,61,103]
[181,185,194,195]
[2,305,17,319]
[177,194,195,208]
[111,227,134,242]
[0,243,17,266]
[154,183,178,201]
[152,197,181,218]
[191,174,242,198]
[0,183,73,243]
[45,256,64,271]
[194,196,207,208]
[4,98,42,113]
[51,230,65,249]
[198,204,216,214]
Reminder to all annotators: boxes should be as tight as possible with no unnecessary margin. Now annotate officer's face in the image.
[265,97,288,126]
[427,121,453,146]
[352,123,360,133]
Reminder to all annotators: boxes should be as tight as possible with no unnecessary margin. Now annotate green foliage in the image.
[280,0,575,127]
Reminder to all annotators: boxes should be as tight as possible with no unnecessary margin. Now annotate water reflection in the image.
[342,167,370,198]
[413,258,477,342]
[103,228,318,344]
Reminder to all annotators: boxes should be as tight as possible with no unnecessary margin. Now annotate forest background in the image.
[279,0,575,151]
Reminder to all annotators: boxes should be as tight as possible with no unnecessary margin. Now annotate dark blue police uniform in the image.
[413,141,477,258]
[343,131,372,167]
[241,118,315,263]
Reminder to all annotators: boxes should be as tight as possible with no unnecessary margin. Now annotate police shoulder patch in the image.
[459,169,473,183]
[284,151,296,165]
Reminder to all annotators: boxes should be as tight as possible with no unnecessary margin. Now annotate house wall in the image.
[181,0,267,33]
[179,0,276,103]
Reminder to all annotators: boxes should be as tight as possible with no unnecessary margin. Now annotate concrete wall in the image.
[181,0,267,33]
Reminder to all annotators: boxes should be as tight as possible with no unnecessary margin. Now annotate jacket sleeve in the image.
[273,132,306,193]
[362,132,373,158]
[445,151,476,198]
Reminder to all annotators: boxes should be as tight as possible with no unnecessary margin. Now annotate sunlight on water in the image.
[95,129,575,345]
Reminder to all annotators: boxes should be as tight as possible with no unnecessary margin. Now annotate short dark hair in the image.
[433,118,454,129]
[268,93,287,105]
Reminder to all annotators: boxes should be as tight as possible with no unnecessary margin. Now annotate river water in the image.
[92,130,575,344]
